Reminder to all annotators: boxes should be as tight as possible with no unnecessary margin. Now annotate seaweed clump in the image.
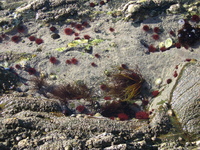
[49,82,91,104]
[178,20,200,48]
[108,68,144,101]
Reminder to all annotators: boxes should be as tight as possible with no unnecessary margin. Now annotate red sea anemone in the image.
[153,27,160,33]
[142,25,150,32]
[75,24,84,31]
[28,36,36,41]
[118,113,129,121]
[94,53,101,58]
[166,79,172,84]
[15,64,21,69]
[11,35,20,43]
[100,84,108,91]
[100,1,105,5]
[64,28,74,35]
[74,33,79,36]
[82,21,89,27]
[159,46,167,52]
[27,67,36,75]
[50,26,57,32]
[17,25,25,33]
[90,2,96,7]
[66,60,71,64]
[151,90,159,97]
[191,15,200,22]
[71,58,78,64]
[84,35,91,39]
[135,111,149,119]
[152,34,159,40]
[76,105,85,113]
[49,57,57,64]
[148,45,157,52]
[109,27,115,32]
[35,38,43,45]
[173,71,178,77]
[91,62,97,67]
[175,43,181,49]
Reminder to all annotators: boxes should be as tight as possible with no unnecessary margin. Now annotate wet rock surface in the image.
[0,0,200,149]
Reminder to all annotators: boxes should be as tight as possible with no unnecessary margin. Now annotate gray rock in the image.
[170,62,200,139]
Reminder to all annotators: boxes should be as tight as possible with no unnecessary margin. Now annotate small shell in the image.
[155,78,162,85]
[164,38,173,48]
[158,42,165,48]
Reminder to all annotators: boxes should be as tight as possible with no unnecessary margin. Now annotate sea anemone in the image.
[82,21,89,27]
[74,33,79,36]
[74,37,81,40]
[49,57,57,64]
[15,64,21,69]
[76,105,86,113]
[151,90,159,97]
[91,62,97,67]
[35,38,43,45]
[66,60,71,64]
[11,35,20,43]
[152,34,159,40]
[75,24,84,31]
[191,15,200,22]
[28,36,36,41]
[71,58,78,64]
[90,2,96,7]
[118,113,129,121]
[173,71,178,77]
[175,43,181,48]
[148,45,157,52]
[27,67,36,75]
[94,53,101,58]
[153,27,160,33]
[17,25,25,33]
[64,28,74,35]
[109,27,115,32]
[159,46,167,52]
[166,79,172,84]
[100,84,108,91]
[135,111,149,119]
[100,1,105,5]
[84,35,91,39]
[50,26,57,32]
[142,25,150,32]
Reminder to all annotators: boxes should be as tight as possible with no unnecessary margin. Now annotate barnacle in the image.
[108,68,144,101]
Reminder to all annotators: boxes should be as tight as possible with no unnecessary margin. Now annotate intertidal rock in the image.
[170,62,200,139]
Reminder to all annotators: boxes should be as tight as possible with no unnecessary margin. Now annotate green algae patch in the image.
[55,47,66,52]
[67,39,104,48]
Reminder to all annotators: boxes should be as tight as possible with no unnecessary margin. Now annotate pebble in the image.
[155,78,162,85]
